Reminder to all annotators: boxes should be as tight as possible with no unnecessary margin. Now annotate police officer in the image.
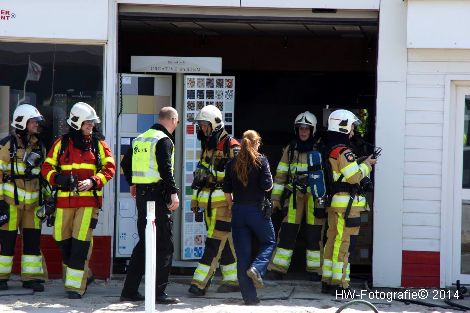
[267,111,326,281]
[41,102,116,299]
[0,104,48,292]
[188,105,240,296]
[120,107,180,304]
[321,109,376,294]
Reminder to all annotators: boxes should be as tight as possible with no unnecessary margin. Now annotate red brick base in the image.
[402,250,439,287]
[12,235,111,279]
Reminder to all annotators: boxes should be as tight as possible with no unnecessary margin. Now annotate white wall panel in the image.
[403,226,440,240]
[405,149,442,163]
[403,238,440,252]
[0,0,108,41]
[408,0,470,49]
[240,0,379,9]
[406,111,443,124]
[404,187,441,201]
[403,200,441,214]
[407,98,443,112]
[405,162,441,175]
[403,213,440,227]
[407,86,444,100]
[406,124,442,137]
[404,174,441,188]
[405,136,442,150]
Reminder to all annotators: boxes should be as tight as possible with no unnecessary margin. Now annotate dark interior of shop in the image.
[118,13,378,280]
[0,43,104,148]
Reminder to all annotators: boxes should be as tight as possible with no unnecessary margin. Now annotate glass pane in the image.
[0,42,103,149]
[462,200,470,274]
[463,96,470,188]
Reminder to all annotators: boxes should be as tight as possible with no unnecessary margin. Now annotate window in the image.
[0,42,103,148]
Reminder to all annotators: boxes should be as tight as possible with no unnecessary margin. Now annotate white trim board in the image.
[441,77,470,287]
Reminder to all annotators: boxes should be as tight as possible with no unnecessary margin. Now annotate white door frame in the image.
[442,78,470,287]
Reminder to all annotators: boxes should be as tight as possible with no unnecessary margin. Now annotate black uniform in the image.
[120,124,178,299]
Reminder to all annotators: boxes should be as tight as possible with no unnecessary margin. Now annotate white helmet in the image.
[11,104,44,130]
[67,102,100,130]
[195,105,224,132]
[294,111,317,132]
[328,109,360,134]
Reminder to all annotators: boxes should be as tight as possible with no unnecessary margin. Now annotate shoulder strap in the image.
[92,137,102,171]
[287,140,296,164]
[57,134,70,166]
[223,135,232,157]
[0,135,11,147]
[8,136,19,205]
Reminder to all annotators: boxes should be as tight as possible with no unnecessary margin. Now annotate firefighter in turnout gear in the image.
[41,102,115,299]
[0,104,48,292]
[267,111,326,281]
[188,105,240,296]
[321,109,376,295]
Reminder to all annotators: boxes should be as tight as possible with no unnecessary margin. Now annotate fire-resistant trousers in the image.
[0,204,47,282]
[53,206,99,295]
[121,184,174,298]
[268,191,326,274]
[191,204,238,290]
[321,207,360,288]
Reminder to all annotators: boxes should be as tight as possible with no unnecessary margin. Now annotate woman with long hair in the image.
[223,130,276,305]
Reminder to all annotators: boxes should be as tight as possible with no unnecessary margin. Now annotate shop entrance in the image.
[117,6,378,280]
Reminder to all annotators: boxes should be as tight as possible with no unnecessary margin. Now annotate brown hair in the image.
[233,130,262,187]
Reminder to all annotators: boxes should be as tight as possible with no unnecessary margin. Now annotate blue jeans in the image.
[231,203,276,303]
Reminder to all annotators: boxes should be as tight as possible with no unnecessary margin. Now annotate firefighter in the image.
[321,109,376,294]
[188,105,240,296]
[267,111,326,281]
[0,104,48,292]
[41,102,115,299]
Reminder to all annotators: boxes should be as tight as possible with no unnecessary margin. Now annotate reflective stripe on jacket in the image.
[0,133,46,209]
[41,136,115,208]
[131,129,174,184]
[328,146,371,211]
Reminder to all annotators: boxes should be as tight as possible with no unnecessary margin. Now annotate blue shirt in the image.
[223,155,273,204]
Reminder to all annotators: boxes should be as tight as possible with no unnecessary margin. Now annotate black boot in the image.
[309,272,322,282]
[156,292,179,304]
[216,284,240,293]
[22,280,45,292]
[331,286,354,297]
[0,280,8,291]
[321,282,331,294]
[265,270,284,281]
[188,284,206,296]
[67,291,82,299]
[120,292,144,302]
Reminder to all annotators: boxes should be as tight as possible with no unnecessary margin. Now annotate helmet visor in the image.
[88,118,101,124]
[30,116,44,123]
[352,118,361,126]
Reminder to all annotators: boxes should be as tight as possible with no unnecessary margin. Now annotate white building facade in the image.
[1,0,468,288]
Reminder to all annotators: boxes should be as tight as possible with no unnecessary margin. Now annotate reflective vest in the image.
[131,129,174,184]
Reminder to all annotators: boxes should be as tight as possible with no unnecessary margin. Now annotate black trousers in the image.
[121,184,174,297]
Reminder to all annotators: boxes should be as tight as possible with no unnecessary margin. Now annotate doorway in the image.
[116,6,379,278]
[452,86,470,284]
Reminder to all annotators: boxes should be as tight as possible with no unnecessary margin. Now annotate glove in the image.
[0,200,9,227]
[192,207,204,223]
[54,174,70,188]
[272,200,281,213]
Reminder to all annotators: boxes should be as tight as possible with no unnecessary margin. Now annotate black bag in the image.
[261,193,273,219]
